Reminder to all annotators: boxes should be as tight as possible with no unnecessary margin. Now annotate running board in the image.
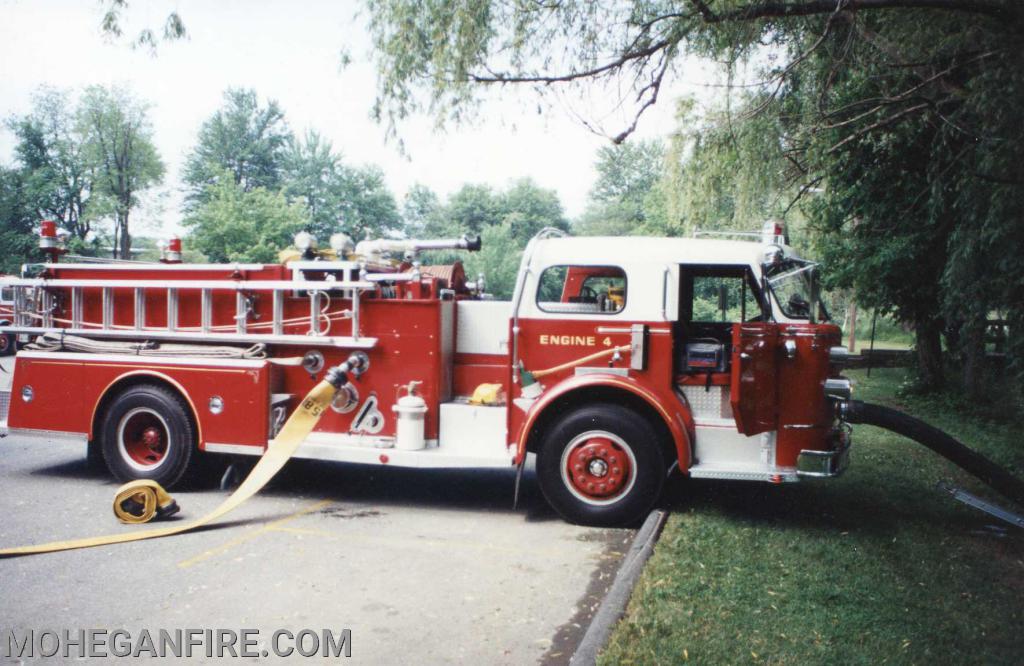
[688,464,799,483]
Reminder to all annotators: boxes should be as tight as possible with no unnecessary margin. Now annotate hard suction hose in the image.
[838,400,1024,506]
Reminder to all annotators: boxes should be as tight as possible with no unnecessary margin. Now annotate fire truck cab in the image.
[0,224,850,526]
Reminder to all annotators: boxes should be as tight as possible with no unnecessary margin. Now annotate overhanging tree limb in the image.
[694,0,1017,23]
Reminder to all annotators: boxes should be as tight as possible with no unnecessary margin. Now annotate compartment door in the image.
[729,323,778,436]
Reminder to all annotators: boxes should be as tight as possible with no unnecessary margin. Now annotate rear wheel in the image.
[100,384,197,488]
[537,403,666,527]
[0,332,13,356]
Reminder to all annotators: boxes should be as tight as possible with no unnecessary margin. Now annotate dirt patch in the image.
[318,506,384,520]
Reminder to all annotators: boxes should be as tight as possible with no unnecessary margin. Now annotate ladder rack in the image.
[0,276,379,349]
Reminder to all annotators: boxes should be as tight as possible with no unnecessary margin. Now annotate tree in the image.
[401,183,444,237]
[577,139,668,236]
[365,0,1022,142]
[497,179,569,243]
[6,87,97,241]
[367,1,1023,394]
[282,130,341,237]
[0,167,41,274]
[461,220,522,299]
[77,85,164,259]
[445,184,502,235]
[183,89,291,209]
[409,179,567,294]
[99,1,186,51]
[334,165,402,240]
[591,141,664,212]
[183,173,309,263]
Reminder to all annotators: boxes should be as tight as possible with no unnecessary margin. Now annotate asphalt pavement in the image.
[0,357,632,664]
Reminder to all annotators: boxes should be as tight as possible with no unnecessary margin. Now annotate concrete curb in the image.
[569,510,668,666]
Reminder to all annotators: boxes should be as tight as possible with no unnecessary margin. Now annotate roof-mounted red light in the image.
[161,236,183,264]
[39,220,62,254]
[761,220,786,244]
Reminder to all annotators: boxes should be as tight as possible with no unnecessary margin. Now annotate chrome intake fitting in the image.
[824,378,852,401]
[829,346,850,366]
[345,351,369,377]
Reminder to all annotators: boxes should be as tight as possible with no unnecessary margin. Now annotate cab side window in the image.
[683,267,764,324]
[537,265,626,314]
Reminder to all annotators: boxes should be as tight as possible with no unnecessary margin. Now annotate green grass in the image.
[600,367,1024,665]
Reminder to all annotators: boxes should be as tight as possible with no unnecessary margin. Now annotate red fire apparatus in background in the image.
[0,221,851,526]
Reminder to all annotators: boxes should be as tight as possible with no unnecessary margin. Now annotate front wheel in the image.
[537,403,666,527]
[100,384,198,488]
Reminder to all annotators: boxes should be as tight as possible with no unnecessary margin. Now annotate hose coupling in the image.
[325,351,370,388]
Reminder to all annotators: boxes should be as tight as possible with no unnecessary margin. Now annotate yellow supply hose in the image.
[112,480,180,524]
[530,345,631,379]
[0,378,338,558]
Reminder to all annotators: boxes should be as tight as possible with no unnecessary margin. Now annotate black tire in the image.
[100,384,197,489]
[537,403,666,527]
[0,332,13,356]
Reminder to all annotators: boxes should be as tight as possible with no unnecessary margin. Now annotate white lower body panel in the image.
[206,402,513,470]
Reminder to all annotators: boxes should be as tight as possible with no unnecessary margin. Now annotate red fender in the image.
[514,373,692,469]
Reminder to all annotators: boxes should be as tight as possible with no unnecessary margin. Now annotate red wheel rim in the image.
[118,408,170,469]
[561,432,635,504]
[0,335,9,353]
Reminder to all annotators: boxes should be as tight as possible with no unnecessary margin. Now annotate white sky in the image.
[0,0,719,237]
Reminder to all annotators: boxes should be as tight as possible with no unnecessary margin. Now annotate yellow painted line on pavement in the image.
[177,499,333,569]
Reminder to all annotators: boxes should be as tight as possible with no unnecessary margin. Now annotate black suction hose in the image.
[839,400,1024,506]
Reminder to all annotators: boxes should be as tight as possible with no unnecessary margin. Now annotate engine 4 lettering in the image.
[539,334,597,347]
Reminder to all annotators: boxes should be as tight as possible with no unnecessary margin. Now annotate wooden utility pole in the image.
[847,300,857,352]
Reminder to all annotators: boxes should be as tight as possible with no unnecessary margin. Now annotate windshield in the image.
[765,260,829,321]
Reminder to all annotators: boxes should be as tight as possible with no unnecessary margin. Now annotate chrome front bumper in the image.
[796,426,851,478]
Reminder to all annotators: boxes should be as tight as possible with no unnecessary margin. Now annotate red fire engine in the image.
[0,221,852,526]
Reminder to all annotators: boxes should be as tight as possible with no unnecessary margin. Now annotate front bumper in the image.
[796,425,851,478]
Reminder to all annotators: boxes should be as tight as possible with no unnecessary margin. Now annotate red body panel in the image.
[509,318,693,465]
[775,323,843,466]
[453,353,508,398]
[7,355,270,448]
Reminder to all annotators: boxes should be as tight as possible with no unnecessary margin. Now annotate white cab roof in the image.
[527,236,786,269]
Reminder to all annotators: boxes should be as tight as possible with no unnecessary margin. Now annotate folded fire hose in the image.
[0,355,363,558]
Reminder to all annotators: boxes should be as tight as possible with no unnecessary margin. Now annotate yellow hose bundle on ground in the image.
[0,379,337,558]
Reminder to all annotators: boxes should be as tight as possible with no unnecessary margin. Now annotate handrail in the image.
[0,278,375,291]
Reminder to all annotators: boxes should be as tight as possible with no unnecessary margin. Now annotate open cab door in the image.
[729,323,778,436]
